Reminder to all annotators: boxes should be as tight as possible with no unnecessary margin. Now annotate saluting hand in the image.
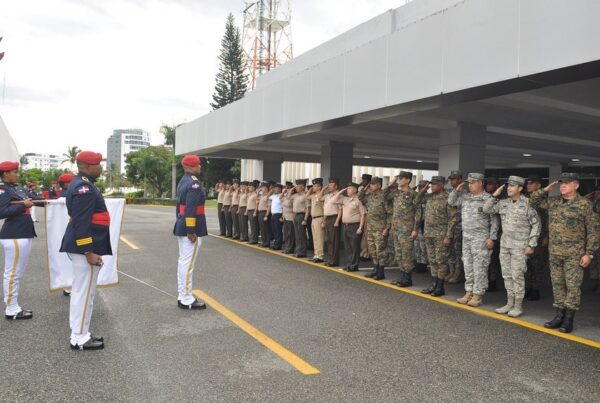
[410,230,417,239]
[419,183,430,194]
[544,181,559,193]
[456,182,465,192]
[492,184,505,198]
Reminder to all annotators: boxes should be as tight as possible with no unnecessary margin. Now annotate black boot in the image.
[527,289,540,301]
[415,263,427,273]
[373,265,385,280]
[559,309,576,333]
[431,278,445,297]
[364,265,378,278]
[544,308,565,329]
[421,277,437,294]
[398,271,413,287]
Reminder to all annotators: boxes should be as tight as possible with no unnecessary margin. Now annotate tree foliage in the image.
[125,146,173,197]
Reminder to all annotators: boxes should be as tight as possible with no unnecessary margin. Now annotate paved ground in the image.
[1,205,600,402]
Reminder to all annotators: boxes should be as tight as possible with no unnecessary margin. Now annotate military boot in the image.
[495,293,514,314]
[456,292,473,304]
[507,298,523,317]
[373,265,385,281]
[544,308,565,329]
[421,277,437,294]
[447,268,462,284]
[431,278,445,297]
[364,265,378,278]
[398,271,412,287]
[415,263,427,273]
[559,309,576,333]
[467,293,483,307]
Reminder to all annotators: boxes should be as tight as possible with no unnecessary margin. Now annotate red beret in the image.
[76,151,103,165]
[0,161,19,171]
[181,155,201,167]
[58,173,74,184]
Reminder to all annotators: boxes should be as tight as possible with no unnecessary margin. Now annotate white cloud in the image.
[0,0,404,157]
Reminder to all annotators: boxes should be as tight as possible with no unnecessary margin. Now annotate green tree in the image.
[210,13,248,110]
[125,146,173,197]
[62,146,81,166]
[42,168,67,189]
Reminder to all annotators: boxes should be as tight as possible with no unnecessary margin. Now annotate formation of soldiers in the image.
[215,170,599,333]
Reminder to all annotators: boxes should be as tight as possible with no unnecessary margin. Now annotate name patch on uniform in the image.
[82,176,90,182]
[192,183,200,189]
[191,176,198,181]
[78,186,91,194]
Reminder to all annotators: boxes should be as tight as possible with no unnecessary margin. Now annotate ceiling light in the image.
[363,156,371,159]
[522,153,533,157]
[416,160,423,163]
[571,158,580,162]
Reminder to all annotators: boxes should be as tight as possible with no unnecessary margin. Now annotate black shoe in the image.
[488,280,497,292]
[178,299,207,310]
[398,271,413,287]
[373,265,385,280]
[421,277,437,294]
[348,267,359,272]
[360,257,370,262]
[5,310,33,320]
[364,266,377,278]
[312,258,324,263]
[559,309,576,333]
[431,278,445,297]
[295,254,307,258]
[325,263,336,267]
[70,338,104,351]
[527,289,540,301]
[249,242,258,245]
[63,290,71,297]
[219,233,226,236]
[544,308,565,329]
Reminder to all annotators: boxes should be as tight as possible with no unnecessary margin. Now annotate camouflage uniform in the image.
[483,194,540,302]
[415,191,457,280]
[525,204,549,291]
[385,186,419,273]
[413,194,428,265]
[530,189,600,311]
[448,189,499,295]
[359,187,391,267]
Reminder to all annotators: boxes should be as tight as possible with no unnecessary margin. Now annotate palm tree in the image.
[161,123,181,199]
[62,146,81,170]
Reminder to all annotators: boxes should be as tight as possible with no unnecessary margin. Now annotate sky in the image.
[0,0,406,157]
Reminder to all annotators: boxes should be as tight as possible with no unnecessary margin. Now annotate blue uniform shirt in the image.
[0,181,38,239]
[173,173,208,237]
[60,173,113,256]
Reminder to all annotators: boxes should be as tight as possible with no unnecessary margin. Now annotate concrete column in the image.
[262,159,282,183]
[438,122,486,177]
[321,141,353,185]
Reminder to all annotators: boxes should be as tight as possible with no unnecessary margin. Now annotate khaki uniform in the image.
[281,193,295,253]
[238,192,248,241]
[222,190,233,237]
[292,193,308,256]
[246,192,259,244]
[307,191,325,260]
[257,193,270,247]
[341,195,366,269]
[324,193,342,266]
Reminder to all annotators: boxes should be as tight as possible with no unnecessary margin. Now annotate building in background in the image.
[21,153,62,171]
[106,129,150,175]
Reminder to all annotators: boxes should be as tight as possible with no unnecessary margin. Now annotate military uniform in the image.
[222,186,233,237]
[257,183,271,247]
[530,172,599,332]
[323,178,342,266]
[230,180,240,239]
[385,171,419,286]
[358,174,372,260]
[447,170,465,284]
[307,178,325,262]
[246,182,259,244]
[524,175,549,300]
[483,176,540,318]
[415,176,457,296]
[413,180,429,271]
[216,183,226,236]
[281,183,296,254]
[238,183,249,242]
[291,180,309,257]
[339,183,366,271]
[359,177,391,280]
[449,173,499,306]
[0,161,38,319]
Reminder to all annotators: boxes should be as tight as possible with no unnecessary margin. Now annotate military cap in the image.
[232,178,240,184]
[76,151,103,165]
[361,174,372,181]
[312,178,323,185]
[241,181,249,186]
[430,176,445,184]
[347,182,360,189]
[558,172,579,183]
[295,179,307,185]
[0,161,19,171]
[328,177,339,184]
[225,180,233,185]
[58,173,74,184]
[486,177,499,185]
[268,180,276,185]
[418,179,429,187]
[248,181,258,188]
[259,181,270,188]
[181,154,201,167]
[273,183,283,189]
[371,176,383,185]
[396,170,413,180]
[527,174,542,183]
[448,170,463,179]
[285,181,293,188]
[466,172,484,182]
[507,175,525,186]
[252,179,260,185]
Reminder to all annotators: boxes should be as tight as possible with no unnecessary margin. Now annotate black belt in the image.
[295,212,305,215]
[312,215,323,218]
[326,214,338,218]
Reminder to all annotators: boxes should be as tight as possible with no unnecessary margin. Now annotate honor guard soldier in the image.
[173,155,208,311]
[60,151,111,350]
[0,161,40,320]
[58,172,75,297]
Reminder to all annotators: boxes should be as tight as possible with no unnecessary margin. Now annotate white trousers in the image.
[177,237,202,305]
[1,239,32,315]
[30,206,37,222]
[69,254,100,346]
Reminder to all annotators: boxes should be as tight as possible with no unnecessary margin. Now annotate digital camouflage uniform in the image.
[385,186,419,273]
[483,195,540,302]
[413,195,428,265]
[415,191,457,279]
[448,188,465,275]
[359,187,391,266]
[448,190,499,295]
[530,189,600,310]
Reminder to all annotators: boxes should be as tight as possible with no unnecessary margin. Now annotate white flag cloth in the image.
[45,198,125,290]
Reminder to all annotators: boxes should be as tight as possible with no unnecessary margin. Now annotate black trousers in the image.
[324,215,341,266]
[343,222,361,269]
[238,207,248,241]
[217,203,226,235]
[270,213,283,249]
[282,220,295,253]
[247,210,258,243]
[293,213,307,256]
[223,205,232,237]
[231,205,239,238]
[258,210,270,247]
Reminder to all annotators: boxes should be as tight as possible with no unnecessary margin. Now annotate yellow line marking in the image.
[209,233,600,350]
[193,289,320,375]
[130,204,217,210]
[119,236,140,250]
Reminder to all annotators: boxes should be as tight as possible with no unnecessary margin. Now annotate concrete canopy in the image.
[0,114,19,162]
[177,0,600,174]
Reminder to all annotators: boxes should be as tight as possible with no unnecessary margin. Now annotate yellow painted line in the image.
[119,236,140,250]
[209,233,600,350]
[193,289,320,375]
